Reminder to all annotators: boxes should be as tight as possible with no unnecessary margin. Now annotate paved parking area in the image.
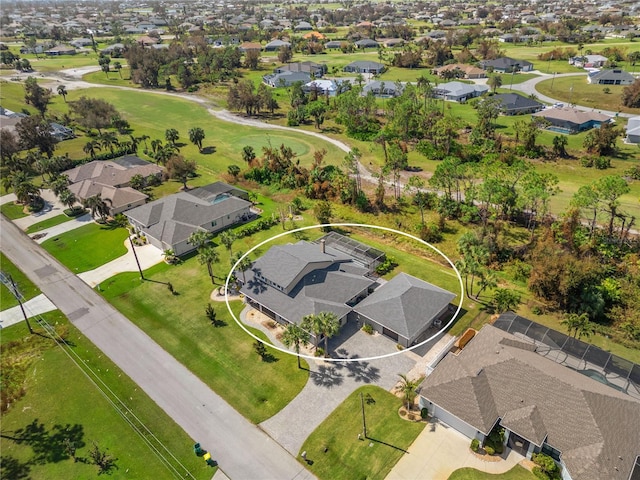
[386,418,525,480]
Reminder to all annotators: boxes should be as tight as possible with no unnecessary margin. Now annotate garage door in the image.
[382,327,399,341]
[432,404,479,440]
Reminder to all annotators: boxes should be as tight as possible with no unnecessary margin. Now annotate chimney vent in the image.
[320,239,326,253]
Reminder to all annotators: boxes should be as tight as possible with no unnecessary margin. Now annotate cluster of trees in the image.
[622,78,640,108]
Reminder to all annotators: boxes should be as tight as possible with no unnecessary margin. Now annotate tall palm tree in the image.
[188,230,212,251]
[198,245,220,285]
[318,311,340,357]
[50,175,70,196]
[84,194,110,221]
[99,132,120,154]
[58,188,77,211]
[56,84,68,102]
[83,140,101,159]
[281,323,310,369]
[165,128,179,145]
[219,231,236,256]
[231,251,251,284]
[301,314,324,352]
[113,61,122,78]
[397,374,421,411]
[12,173,41,205]
[188,127,205,152]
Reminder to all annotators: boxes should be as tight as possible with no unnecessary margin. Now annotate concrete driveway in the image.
[386,418,524,480]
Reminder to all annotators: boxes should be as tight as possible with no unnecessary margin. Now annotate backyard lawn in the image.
[0,252,40,310]
[41,222,128,273]
[0,312,210,480]
[298,385,425,480]
[448,465,537,480]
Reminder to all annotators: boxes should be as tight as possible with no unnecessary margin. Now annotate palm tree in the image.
[83,140,101,159]
[281,323,310,369]
[231,251,251,284]
[242,145,256,166]
[162,248,176,263]
[397,374,421,411]
[58,188,77,211]
[219,231,236,256]
[318,311,340,357]
[301,314,324,352]
[99,132,119,154]
[50,175,70,196]
[188,127,205,152]
[165,128,179,145]
[487,74,502,93]
[12,173,41,205]
[84,194,110,221]
[113,61,122,78]
[57,84,68,102]
[198,245,220,285]
[187,229,212,251]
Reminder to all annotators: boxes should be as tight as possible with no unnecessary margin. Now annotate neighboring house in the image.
[64,156,163,216]
[480,57,534,73]
[263,71,311,87]
[433,63,487,79]
[274,61,326,78]
[532,108,612,133]
[101,43,124,55]
[137,35,160,46]
[343,60,385,75]
[434,81,489,102]
[294,21,313,31]
[239,42,262,53]
[240,232,455,346]
[569,54,608,68]
[69,37,93,48]
[264,39,291,51]
[626,116,640,144]
[324,40,343,49]
[419,319,640,480]
[303,31,326,41]
[361,80,405,97]
[587,69,635,85]
[491,93,544,115]
[0,109,74,142]
[380,38,404,48]
[125,182,253,256]
[44,45,76,56]
[352,273,454,347]
[354,38,379,49]
[303,79,341,97]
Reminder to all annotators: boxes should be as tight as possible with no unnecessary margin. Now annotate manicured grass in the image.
[21,51,103,72]
[0,201,28,220]
[99,247,309,424]
[298,385,425,480]
[535,75,640,115]
[448,465,537,480]
[0,252,40,310]
[83,68,136,87]
[25,214,74,234]
[0,312,210,480]
[41,223,128,273]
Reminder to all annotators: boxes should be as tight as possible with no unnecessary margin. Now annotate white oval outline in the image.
[225,223,464,363]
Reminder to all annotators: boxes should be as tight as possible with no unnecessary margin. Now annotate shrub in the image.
[420,407,428,419]
[532,467,550,480]
[314,347,325,357]
[362,324,374,335]
[470,438,480,452]
[375,256,397,275]
[484,446,495,455]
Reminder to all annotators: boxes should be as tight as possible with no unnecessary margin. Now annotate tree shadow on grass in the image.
[0,456,31,479]
[1,419,85,465]
[200,146,217,155]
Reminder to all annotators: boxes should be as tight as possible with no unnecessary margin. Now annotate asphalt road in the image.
[0,214,315,480]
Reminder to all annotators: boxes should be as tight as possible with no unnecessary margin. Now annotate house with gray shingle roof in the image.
[125,182,252,255]
[240,233,455,347]
[587,69,635,86]
[343,60,385,75]
[419,323,640,480]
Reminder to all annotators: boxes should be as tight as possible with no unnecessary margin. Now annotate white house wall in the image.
[420,400,483,441]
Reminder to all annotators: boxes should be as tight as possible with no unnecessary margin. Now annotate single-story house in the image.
[324,40,343,49]
[569,54,608,68]
[380,38,404,48]
[64,156,163,216]
[352,273,454,347]
[532,108,612,133]
[361,80,405,98]
[125,182,253,256]
[491,93,544,115]
[264,39,291,51]
[303,31,326,41]
[274,61,326,78]
[240,232,455,347]
[587,69,635,85]
[419,322,640,480]
[434,81,489,102]
[303,79,340,97]
[433,63,487,79]
[343,60,386,75]
[294,21,313,31]
[354,38,380,49]
[263,71,311,87]
[137,35,160,46]
[101,43,124,55]
[69,38,93,48]
[626,116,640,144]
[239,42,262,53]
[44,45,76,56]
[480,57,534,73]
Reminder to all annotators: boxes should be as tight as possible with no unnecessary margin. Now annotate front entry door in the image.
[507,432,530,457]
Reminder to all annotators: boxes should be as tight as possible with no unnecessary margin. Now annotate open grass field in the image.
[40,223,128,273]
[0,252,40,310]
[535,75,640,115]
[25,214,75,234]
[298,385,425,480]
[83,67,135,87]
[99,234,310,424]
[0,312,211,480]
[448,465,537,480]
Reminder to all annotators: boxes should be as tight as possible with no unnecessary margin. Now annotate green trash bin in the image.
[194,443,205,456]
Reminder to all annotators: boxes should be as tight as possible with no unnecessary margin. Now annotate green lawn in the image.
[41,223,128,273]
[25,214,74,234]
[0,252,40,310]
[83,67,135,87]
[535,75,640,115]
[298,385,425,480]
[99,248,309,424]
[0,312,211,480]
[0,202,28,220]
[448,465,537,480]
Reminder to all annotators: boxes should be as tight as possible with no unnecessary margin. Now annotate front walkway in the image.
[386,418,525,480]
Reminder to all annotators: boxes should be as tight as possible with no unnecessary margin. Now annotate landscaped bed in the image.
[448,465,537,480]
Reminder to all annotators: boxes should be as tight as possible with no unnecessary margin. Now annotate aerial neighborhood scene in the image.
[1,0,640,478]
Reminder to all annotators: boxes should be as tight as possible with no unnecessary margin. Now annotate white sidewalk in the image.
[0,293,57,328]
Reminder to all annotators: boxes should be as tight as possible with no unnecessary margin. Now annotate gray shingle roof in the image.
[353,273,455,339]
[421,325,640,480]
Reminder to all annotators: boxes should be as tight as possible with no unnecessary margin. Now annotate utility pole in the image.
[1,272,33,334]
[360,392,367,439]
[551,71,557,91]
[128,235,145,280]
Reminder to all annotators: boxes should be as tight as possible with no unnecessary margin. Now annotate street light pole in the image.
[551,71,556,91]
